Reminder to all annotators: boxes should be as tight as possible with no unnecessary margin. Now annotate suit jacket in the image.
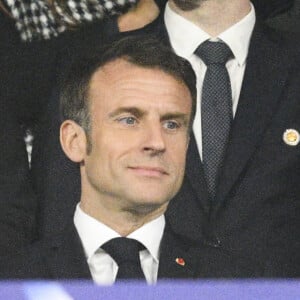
[0,12,37,256]
[31,16,300,277]
[252,0,294,19]
[267,0,300,33]
[0,216,265,280]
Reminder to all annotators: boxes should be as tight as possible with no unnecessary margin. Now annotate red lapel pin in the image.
[175,258,185,266]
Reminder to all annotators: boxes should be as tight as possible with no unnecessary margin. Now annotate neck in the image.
[169,0,251,37]
[79,196,167,237]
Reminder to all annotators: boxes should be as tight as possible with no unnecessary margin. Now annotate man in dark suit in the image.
[30,0,300,278]
[145,0,300,277]
[1,36,215,282]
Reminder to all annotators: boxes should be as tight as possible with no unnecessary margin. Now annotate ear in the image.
[60,120,87,163]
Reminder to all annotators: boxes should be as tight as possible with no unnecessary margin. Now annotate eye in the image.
[163,120,180,130]
[118,116,137,125]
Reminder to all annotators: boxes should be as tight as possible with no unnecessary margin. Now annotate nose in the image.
[142,122,166,156]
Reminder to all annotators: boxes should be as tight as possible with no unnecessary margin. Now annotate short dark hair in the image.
[60,35,197,134]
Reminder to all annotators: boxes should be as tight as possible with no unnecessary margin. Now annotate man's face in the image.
[82,59,192,216]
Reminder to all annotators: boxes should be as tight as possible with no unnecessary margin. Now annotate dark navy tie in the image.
[101,237,145,281]
[195,41,233,199]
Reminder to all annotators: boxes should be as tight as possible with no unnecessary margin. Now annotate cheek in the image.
[168,143,188,170]
[94,136,133,172]
[86,134,110,171]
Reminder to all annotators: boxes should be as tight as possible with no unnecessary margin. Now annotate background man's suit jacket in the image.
[151,19,300,277]
[0,12,37,256]
[267,0,300,33]
[31,16,300,278]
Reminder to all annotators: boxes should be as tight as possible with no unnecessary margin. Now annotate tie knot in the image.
[101,237,144,265]
[195,41,233,65]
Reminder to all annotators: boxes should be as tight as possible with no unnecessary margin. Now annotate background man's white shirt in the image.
[164,2,256,158]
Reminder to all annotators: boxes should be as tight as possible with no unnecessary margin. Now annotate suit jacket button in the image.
[204,236,221,248]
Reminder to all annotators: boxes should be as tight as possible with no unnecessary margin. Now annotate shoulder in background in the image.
[251,0,300,33]
[266,0,300,33]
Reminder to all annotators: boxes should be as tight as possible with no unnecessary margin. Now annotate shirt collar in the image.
[219,3,255,66]
[164,2,210,59]
[128,214,165,263]
[74,204,165,263]
[74,204,120,260]
[164,2,256,66]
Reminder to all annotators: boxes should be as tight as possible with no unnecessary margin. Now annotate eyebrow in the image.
[109,107,189,125]
[161,113,190,126]
[108,107,145,119]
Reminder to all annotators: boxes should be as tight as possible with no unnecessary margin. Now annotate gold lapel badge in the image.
[283,129,300,146]
[175,258,185,266]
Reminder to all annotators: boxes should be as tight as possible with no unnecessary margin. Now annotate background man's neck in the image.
[169,0,251,37]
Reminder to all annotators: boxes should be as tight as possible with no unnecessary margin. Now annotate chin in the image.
[125,198,170,217]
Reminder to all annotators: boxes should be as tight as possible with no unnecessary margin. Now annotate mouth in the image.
[128,166,169,178]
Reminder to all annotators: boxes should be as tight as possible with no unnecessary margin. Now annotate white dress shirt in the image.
[164,3,256,158]
[74,204,165,285]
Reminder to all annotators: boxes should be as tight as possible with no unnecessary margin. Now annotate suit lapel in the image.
[44,225,91,279]
[215,21,293,205]
[185,133,210,211]
[45,222,198,280]
[158,225,198,279]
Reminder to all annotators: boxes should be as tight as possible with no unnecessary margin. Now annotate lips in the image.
[128,166,169,177]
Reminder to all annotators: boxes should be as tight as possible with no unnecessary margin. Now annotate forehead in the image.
[90,58,185,89]
[88,59,192,110]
